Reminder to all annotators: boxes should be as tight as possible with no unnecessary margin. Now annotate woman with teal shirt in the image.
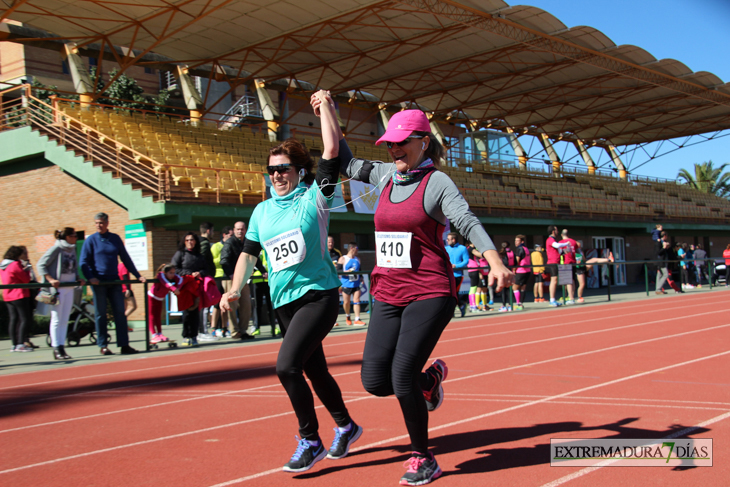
[220,91,361,474]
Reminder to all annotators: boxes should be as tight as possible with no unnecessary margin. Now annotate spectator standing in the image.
[171,232,211,346]
[1,246,33,352]
[531,244,546,302]
[560,229,578,305]
[496,242,514,312]
[545,225,570,307]
[79,212,145,355]
[199,222,216,277]
[445,232,469,317]
[37,228,85,359]
[693,244,707,287]
[723,244,730,286]
[220,221,252,339]
[511,234,531,310]
[210,225,232,335]
[328,235,342,270]
[466,242,488,312]
[339,243,365,326]
[117,262,137,332]
[678,243,693,289]
[248,250,279,337]
[655,233,681,294]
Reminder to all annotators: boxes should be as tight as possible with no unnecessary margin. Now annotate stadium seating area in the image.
[54,103,730,222]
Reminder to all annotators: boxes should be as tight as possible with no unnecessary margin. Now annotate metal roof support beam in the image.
[504,126,528,170]
[175,66,204,125]
[61,44,94,108]
[606,145,627,180]
[468,121,488,165]
[573,139,596,175]
[254,79,280,142]
[377,108,390,138]
[537,130,560,174]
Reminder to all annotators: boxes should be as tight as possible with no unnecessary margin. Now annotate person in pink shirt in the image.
[511,234,531,310]
[466,243,489,312]
[1,246,33,352]
[147,263,183,343]
[545,226,570,306]
[560,229,579,305]
[118,262,137,332]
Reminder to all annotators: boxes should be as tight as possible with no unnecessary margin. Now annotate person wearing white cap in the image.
[312,93,513,485]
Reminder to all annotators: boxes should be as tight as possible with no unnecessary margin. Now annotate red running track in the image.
[0,292,728,486]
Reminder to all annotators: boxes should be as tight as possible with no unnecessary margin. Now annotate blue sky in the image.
[516,0,730,179]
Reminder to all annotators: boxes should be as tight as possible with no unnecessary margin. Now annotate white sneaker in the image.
[197,333,220,342]
[14,344,34,352]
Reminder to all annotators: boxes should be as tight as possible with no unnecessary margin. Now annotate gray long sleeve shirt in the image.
[338,139,496,254]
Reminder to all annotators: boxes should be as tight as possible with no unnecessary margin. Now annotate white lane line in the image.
[3,320,728,434]
[445,397,730,411]
[207,350,730,486]
[441,311,728,360]
[539,410,730,487]
[0,298,707,391]
[447,323,730,383]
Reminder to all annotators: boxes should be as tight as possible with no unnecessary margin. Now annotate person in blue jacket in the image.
[445,232,470,316]
[80,212,146,355]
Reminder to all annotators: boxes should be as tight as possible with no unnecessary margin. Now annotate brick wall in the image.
[0,164,175,321]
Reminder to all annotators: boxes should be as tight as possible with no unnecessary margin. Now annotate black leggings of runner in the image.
[274,288,351,440]
[361,296,456,453]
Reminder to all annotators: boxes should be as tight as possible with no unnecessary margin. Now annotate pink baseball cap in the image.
[375,109,431,146]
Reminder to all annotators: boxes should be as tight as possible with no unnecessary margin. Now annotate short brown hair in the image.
[515,234,526,242]
[269,138,315,185]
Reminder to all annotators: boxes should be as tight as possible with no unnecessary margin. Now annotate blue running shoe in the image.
[327,423,363,459]
[283,437,326,473]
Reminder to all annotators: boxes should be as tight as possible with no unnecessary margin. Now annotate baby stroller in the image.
[45,288,113,347]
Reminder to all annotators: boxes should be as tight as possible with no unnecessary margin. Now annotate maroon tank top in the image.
[371,170,457,306]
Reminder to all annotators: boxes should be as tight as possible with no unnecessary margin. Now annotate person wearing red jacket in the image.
[147,263,183,343]
[0,246,32,352]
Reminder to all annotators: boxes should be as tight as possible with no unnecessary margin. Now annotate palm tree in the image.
[677,161,730,198]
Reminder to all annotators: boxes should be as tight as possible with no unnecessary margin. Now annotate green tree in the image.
[677,161,730,198]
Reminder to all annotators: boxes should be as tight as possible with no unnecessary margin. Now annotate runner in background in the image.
[445,232,469,317]
[511,234,531,311]
[338,242,365,326]
[531,244,546,302]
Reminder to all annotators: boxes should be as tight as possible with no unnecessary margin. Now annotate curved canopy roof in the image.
[3,0,730,146]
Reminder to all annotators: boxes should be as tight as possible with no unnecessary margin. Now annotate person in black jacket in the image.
[199,222,216,277]
[172,232,208,346]
[655,232,681,294]
[219,221,252,339]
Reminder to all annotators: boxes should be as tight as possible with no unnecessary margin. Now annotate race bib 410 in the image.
[375,232,412,268]
[264,229,307,272]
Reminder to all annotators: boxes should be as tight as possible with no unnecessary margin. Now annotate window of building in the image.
[61,60,70,74]
[144,66,155,74]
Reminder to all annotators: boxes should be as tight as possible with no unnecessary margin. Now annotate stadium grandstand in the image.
[2,0,730,313]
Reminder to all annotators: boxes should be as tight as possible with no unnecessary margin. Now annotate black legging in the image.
[361,296,456,453]
[6,298,30,346]
[274,288,351,440]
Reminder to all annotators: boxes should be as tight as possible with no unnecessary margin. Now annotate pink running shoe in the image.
[400,452,442,486]
[423,359,448,412]
[150,334,162,344]
[158,333,169,342]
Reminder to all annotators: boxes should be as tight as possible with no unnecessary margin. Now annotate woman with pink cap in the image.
[312,93,513,485]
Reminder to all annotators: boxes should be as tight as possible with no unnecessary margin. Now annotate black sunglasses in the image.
[266,164,295,176]
[386,136,424,149]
